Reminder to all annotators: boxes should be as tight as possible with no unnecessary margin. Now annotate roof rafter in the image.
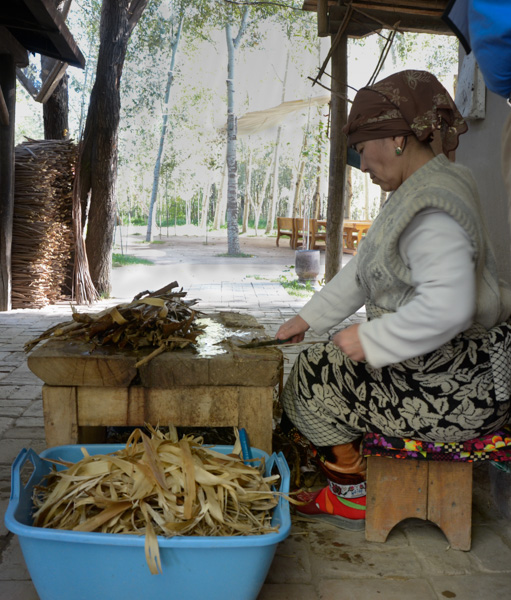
[303,0,453,37]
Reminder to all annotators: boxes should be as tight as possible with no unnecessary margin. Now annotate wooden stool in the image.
[362,427,511,551]
[365,457,473,550]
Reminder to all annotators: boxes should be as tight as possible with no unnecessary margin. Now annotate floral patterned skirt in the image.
[280,325,511,447]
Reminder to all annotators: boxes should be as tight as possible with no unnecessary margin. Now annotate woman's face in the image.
[355,137,403,192]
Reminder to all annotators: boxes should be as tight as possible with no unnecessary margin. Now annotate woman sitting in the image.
[276,70,511,529]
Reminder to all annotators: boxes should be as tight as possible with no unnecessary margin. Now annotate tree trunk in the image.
[185,197,191,225]
[79,0,148,296]
[200,182,211,230]
[146,16,184,242]
[265,130,281,234]
[293,134,307,218]
[364,173,370,220]
[213,159,227,229]
[253,191,262,236]
[265,50,290,235]
[43,72,69,139]
[224,8,249,254]
[345,167,352,219]
[313,109,326,219]
[325,33,348,283]
[286,171,296,217]
[225,22,241,254]
[257,162,272,235]
[242,146,252,234]
[0,55,15,311]
[313,158,322,219]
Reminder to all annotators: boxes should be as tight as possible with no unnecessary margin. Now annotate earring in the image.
[395,147,403,156]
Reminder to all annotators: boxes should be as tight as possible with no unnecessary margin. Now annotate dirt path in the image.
[111,225,334,299]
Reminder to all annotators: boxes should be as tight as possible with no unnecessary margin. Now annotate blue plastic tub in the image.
[5,444,290,600]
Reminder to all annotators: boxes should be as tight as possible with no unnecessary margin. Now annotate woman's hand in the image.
[332,324,366,361]
[276,315,310,344]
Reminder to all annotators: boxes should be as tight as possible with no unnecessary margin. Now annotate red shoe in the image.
[295,486,366,531]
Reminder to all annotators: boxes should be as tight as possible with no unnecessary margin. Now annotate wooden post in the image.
[325,33,348,282]
[317,0,329,37]
[0,53,15,311]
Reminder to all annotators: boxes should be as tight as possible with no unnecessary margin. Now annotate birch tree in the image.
[224,6,250,254]
[146,14,184,242]
[264,48,290,235]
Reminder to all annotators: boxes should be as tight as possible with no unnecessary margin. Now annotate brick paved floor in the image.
[1,253,510,599]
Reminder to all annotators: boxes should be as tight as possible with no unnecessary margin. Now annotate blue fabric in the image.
[444,0,511,98]
[468,0,511,97]
[443,0,471,53]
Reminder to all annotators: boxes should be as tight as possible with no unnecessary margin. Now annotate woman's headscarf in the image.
[343,70,468,155]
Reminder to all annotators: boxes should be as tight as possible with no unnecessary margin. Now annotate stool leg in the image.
[428,461,473,551]
[42,385,79,447]
[238,387,273,454]
[365,457,427,543]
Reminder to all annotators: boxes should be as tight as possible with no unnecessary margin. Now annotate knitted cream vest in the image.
[356,154,511,329]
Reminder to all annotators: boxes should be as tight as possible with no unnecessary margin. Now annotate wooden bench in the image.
[310,219,327,250]
[293,218,317,250]
[28,312,283,454]
[276,217,294,247]
[363,428,511,551]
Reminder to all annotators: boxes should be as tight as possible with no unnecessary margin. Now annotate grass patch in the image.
[277,273,316,298]
[150,240,165,244]
[112,254,153,268]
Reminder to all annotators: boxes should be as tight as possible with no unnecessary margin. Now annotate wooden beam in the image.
[4,0,85,68]
[303,0,448,11]
[0,54,16,311]
[315,4,353,82]
[36,59,67,103]
[304,0,453,36]
[352,0,447,10]
[353,2,444,17]
[0,87,8,126]
[16,67,39,98]
[330,4,454,37]
[318,0,329,36]
[0,26,28,67]
[325,33,348,283]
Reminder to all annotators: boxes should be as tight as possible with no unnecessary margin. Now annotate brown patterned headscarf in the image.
[343,70,468,155]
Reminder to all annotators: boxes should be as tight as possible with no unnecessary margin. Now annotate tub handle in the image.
[10,448,43,502]
[267,451,290,495]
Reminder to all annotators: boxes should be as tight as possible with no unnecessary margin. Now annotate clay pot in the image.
[295,249,320,283]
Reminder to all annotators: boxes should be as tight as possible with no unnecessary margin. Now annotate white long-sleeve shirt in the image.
[298,209,476,368]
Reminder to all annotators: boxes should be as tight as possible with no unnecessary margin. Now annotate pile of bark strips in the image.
[24,282,204,368]
[11,139,77,309]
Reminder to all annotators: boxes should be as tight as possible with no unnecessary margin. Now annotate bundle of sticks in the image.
[11,139,77,309]
[24,282,204,367]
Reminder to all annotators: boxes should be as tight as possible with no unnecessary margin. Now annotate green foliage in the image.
[277,272,316,297]
[112,254,153,267]
[245,274,266,280]
[65,0,102,137]
[15,87,43,145]
[390,31,459,81]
